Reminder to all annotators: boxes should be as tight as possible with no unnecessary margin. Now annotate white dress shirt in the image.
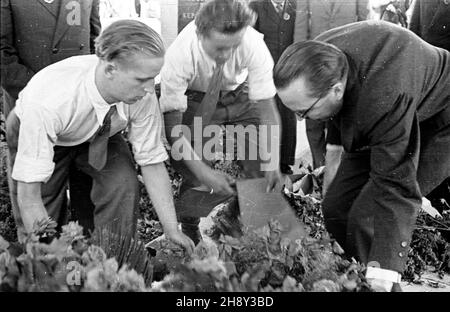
[159,21,277,113]
[12,55,168,183]
[271,0,285,12]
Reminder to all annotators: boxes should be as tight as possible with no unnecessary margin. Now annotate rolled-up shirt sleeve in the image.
[12,102,60,183]
[127,93,168,166]
[245,28,277,101]
[159,46,191,113]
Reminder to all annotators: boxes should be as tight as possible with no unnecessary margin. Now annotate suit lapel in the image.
[36,0,59,18]
[340,63,359,151]
[52,0,75,48]
[286,0,296,19]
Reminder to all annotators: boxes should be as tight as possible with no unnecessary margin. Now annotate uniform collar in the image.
[85,63,117,126]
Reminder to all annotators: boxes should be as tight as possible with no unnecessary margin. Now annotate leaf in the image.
[84,266,108,291]
[0,235,9,251]
[343,280,358,291]
[82,245,107,265]
[224,244,233,256]
[31,217,57,240]
[421,197,443,219]
[223,261,237,276]
[0,251,12,280]
[114,265,147,292]
[311,279,341,292]
[332,241,345,255]
[282,276,304,292]
[193,240,219,260]
[44,237,72,261]
[61,221,85,242]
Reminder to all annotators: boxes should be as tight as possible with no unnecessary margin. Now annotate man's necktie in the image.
[275,2,284,17]
[88,105,116,171]
[193,62,225,126]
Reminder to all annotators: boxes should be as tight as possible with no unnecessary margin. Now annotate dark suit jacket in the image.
[0,0,101,111]
[409,0,450,51]
[293,0,369,42]
[318,21,450,272]
[249,0,296,64]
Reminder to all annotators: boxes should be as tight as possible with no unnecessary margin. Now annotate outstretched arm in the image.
[141,162,195,254]
[164,111,235,195]
[256,97,282,192]
[16,182,48,233]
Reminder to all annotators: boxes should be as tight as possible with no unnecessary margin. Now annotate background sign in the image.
[178,0,205,33]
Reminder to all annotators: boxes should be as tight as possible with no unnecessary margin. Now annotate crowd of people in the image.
[1,0,449,292]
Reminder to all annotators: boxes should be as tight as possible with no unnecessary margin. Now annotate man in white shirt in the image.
[160,0,282,244]
[5,19,194,253]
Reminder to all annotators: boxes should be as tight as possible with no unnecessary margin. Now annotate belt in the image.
[185,82,247,106]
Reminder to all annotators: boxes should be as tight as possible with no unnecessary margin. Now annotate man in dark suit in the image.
[409,0,450,214]
[249,0,297,174]
[409,0,450,51]
[1,0,101,116]
[1,0,101,239]
[274,21,450,291]
[292,0,369,170]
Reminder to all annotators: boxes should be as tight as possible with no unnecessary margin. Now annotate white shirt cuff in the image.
[326,144,343,152]
[134,148,168,167]
[365,266,401,283]
[248,84,276,102]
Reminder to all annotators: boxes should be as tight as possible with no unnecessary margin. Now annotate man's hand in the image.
[264,169,282,192]
[166,230,195,255]
[141,163,196,254]
[198,167,235,196]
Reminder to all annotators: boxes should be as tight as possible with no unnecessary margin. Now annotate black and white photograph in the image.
[0,0,449,298]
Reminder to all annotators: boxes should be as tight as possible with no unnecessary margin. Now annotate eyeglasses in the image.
[295,95,323,120]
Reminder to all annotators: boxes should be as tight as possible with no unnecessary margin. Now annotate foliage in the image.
[0,220,153,292]
[403,210,450,282]
[2,200,449,292]
[0,137,17,243]
[0,191,17,243]
[291,196,327,240]
[90,223,154,285]
[152,220,372,292]
[137,160,181,244]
